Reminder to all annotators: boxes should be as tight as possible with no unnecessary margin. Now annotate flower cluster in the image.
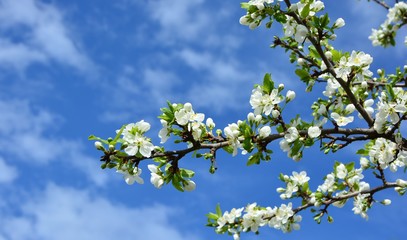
[277,171,311,199]
[121,120,155,157]
[322,50,373,88]
[369,2,407,47]
[224,122,244,156]
[250,86,284,116]
[158,102,216,144]
[214,202,302,239]
[174,102,206,141]
[374,88,407,133]
[239,0,282,29]
[363,138,407,172]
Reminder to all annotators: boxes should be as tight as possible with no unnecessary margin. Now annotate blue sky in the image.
[0,0,406,239]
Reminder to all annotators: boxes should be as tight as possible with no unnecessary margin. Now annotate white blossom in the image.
[117,167,144,185]
[259,126,271,139]
[336,163,347,179]
[250,87,283,116]
[290,171,310,185]
[331,112,354,126]
[148,164,164,189]
[333,18,345,28]
[184,180,196,191]
[284,127,299,143]
[307,126,321,138]
[286,90,296,101]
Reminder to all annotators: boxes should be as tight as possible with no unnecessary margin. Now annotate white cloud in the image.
[176,48,256,111]
[0,0,94,72]
[0,183,201,240]
[0,98,108,185]
[0,157,18,184]
[146,0,208,44]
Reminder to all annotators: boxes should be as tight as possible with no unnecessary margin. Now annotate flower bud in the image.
[94,141,104,151]
[330,34,337,40]
[297,58,306,66]
[396,179,407,187]
[360,157,369,169]
[276,187,285,193]
[345,104,355,113]
[109,144,115,151]
[333,18,345,28]
[247,112,255,122]
[206,118,215,129]
[239,15,250,25]
[286,90,296,101]
[381,199,391,205]
[272,109,280,118]
[278,83,285,90]
[325,51,333,60]
[184,102,192,111]
[259,126,271,139]
[249,22,259,30]
[184,180,196,191]
[255,114,262,122]
[216,129,222,136]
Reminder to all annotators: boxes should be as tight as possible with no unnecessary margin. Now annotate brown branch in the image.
[371,0,390,9]
[282,0,375,127]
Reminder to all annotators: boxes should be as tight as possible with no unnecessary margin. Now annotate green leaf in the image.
[356,148,368,156]
[112,125,126,144]
[346,162,355,172]
[262,73,274,94]
[320,14,330,28]
[295,69,310,81]
[88,135,109,145]
[300,3,310,18]
[206,213,219,221]
[172,174,184,192]
[216,204,222,217]
[223,145,234,154]
[240,2,250,9]
[247,153,260,166]
[180,169,195,178]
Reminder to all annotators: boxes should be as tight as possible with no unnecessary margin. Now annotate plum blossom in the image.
[148,164,164,189]
[122,120,155,157]
[290,171,310,185]
[158,119,170,143]
[317,173,335,193]
[117,167,144,185]
[124,138,155,157]
[250,86,283,116]
[367,138,405,171]
[217,207,244,231]
[336,163,347,179]
[259,125,271,139]
[331,112,354,126]
[174,103,206,140]
[284,127,299,143]
[352,194,370,219]
[279,182,298,199]
[369,2,407,46]
[224,123,242,156]
[307,126,321,138]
